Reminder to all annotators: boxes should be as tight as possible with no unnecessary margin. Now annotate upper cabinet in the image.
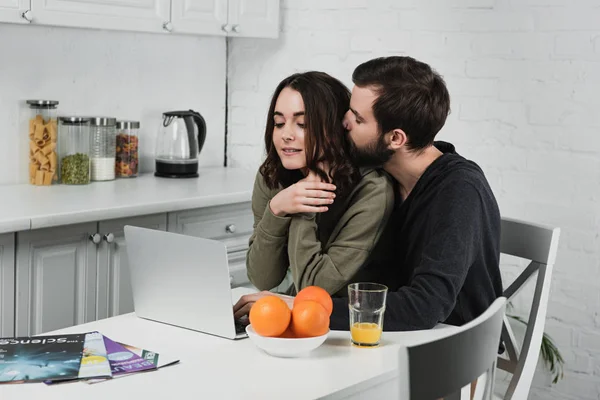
[227,0,279,39]
[0,0,30,24]
[29,0,171,34]
[2,0,279,39]
[170,0,227,36]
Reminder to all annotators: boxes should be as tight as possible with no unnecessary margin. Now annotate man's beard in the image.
[348,132,394,168]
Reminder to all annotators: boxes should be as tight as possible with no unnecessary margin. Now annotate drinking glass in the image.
[348,283,388,347]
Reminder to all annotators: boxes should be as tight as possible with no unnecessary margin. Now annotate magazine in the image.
[78,331,112,379]
[86,337,179,384]
[0,334,85,384]
[43,331,113,385]
[103,336,157,376]
[117,342,179,369]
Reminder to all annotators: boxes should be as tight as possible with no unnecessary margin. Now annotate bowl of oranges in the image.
[246,286,333,358]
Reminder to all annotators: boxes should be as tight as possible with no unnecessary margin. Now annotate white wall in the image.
[227,1,600,399]
[0,23,226,185]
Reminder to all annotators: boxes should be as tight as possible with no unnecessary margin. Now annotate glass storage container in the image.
[90,117,117,181]
[58,117,91,185]
[116,120,140,178]
[26,100,59,186]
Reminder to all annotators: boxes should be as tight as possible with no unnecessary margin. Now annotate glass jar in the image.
[58,117,91,185]
[116,120,140,178]
[26,100,59,186]
[89,117,117,181]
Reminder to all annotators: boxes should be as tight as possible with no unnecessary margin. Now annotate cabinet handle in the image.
[231,24,240,33]
[163,22,173,32]
[89,233,101,244]
[229,275,234,285]
[103,233,115,244]
[225,224,236,234]
[221,24,231,33]
[21,10,32,23]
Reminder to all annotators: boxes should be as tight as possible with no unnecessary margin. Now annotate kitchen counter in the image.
[0,167,256,234]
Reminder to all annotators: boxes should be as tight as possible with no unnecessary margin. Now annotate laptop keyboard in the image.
[235,320,247,334]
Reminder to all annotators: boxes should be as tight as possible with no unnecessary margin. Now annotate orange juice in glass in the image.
[348,283,387,347]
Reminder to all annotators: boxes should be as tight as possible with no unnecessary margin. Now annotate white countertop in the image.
[0,287,458,400]
[0,167,255,234]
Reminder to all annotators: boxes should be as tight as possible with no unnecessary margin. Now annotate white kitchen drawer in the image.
[228,249,250,289]
[167,202,253,253]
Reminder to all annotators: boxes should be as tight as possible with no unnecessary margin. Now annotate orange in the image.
[249,296,291,337]
[278,326,296,339]
[294,286,333,316]
[290,300,330,338]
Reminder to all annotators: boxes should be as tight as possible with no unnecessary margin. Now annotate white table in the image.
[0,289,458,400]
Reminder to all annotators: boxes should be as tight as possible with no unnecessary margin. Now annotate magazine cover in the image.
[86,339,179,384]
[78,332,112,379]
[118,342,179,369]
[103,336,156,376]
[0,334,85,384]
[43,331,113,385]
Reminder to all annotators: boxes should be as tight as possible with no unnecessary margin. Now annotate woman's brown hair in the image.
[259,71,359,194]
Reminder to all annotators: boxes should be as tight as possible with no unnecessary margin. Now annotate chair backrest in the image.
[497,217,560,400]
[398,297,507,400]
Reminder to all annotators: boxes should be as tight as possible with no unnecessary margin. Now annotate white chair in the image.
[496,217,560,400]
[397,297,507,400]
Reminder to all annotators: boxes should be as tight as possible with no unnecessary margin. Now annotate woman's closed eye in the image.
[274,122,285,129]
[297,123,305,129]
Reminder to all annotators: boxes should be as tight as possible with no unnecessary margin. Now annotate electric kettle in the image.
[154,110,206,178]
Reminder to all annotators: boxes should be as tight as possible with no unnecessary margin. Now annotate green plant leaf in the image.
[506,314,565,384]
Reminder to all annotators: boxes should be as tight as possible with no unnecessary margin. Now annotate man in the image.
[235,56,503,331]
[328,55,503,330]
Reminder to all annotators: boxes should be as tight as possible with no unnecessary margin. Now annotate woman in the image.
[236,71,394,317]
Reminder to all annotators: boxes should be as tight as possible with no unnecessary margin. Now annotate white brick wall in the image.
[227,1,600,398]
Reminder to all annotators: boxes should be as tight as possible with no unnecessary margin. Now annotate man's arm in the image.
[330,181,487,331]
[287,173,395,295]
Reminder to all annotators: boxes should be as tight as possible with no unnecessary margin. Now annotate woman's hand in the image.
[269,175,336,217]
[233,291,295,321]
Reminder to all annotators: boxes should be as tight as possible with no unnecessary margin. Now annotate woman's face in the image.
[272,87,306,170]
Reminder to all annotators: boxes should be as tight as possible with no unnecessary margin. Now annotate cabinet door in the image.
[167,202,253,253]
[170,0,227,36]
[0,234,15,337]
[0,0,29,23]
[97,214,167,320]
[30,0,170,34]
[227,0,279,39]
[16,223,97,336]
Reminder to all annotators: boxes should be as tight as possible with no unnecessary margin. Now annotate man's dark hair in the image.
[352,56,451,151]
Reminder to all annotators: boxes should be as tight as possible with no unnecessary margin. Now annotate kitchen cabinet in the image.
[96,214,167,320]
[15,223,97,336]
[169,0,228,36]
[167,202,254,254]
[0,0,278,38]
[0,233,15,337]
[0,0,29,24]
[227,0,279,39]
[28,0,171,34]
[10,202,254,336]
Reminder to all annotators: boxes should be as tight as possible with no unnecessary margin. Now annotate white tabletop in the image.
[0,167,255,234]
[0,289,458,400]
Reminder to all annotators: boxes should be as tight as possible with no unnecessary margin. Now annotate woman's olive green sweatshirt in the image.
[246,168,395,297]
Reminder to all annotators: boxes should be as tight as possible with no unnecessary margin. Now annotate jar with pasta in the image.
[26,100,59,186]
[115,120,140,178]
[58,117,91,185]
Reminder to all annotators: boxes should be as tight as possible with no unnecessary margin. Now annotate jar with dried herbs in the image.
[58,117,91,185]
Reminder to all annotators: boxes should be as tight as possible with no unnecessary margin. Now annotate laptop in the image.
[124,225,248,340]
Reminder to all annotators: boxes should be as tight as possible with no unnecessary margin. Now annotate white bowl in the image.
[245,325,329,358]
